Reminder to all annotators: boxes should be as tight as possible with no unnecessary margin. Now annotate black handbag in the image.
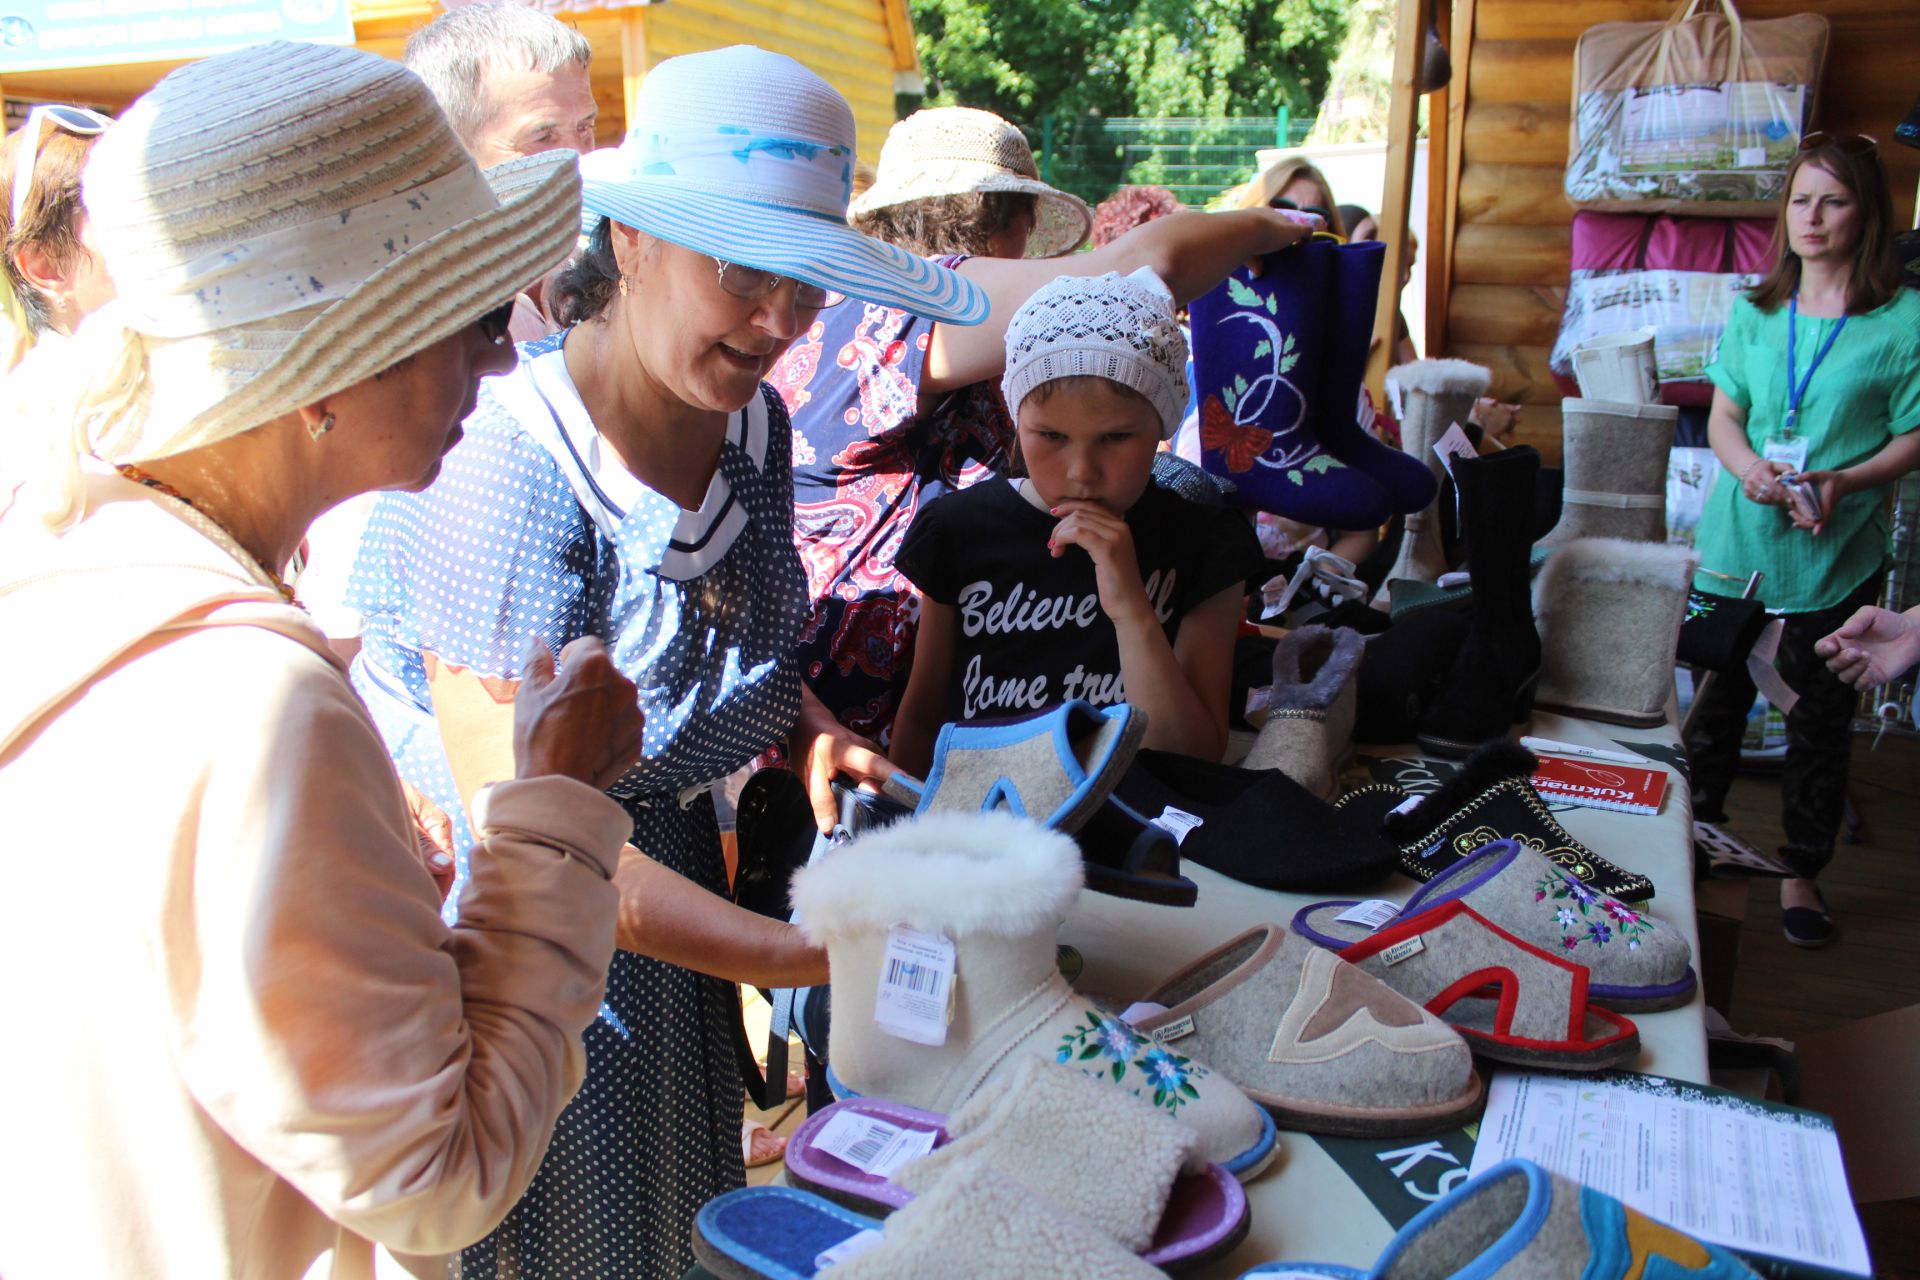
[729,770,908,1109]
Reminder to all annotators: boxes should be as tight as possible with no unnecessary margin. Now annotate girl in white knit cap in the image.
[891,268,1264,772]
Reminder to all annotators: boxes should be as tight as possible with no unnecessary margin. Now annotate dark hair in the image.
[851,191,1038,256]
[1337,204,1372,238]
[1089,186,1183,249]
[0,125,99,334]
[549,217,621,326]
[1748,143,1901,315]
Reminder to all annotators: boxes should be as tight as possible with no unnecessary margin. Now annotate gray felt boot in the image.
[1542,398,1678,546]
[1242,624,1363,799]
[792,811,1277,1180]
[1534,537,1698,727]
[1374,358,1492,606]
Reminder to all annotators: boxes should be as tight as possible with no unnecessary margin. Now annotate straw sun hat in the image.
[851,107,1093,258]
[31,40,580,522]
[580,46,987,324]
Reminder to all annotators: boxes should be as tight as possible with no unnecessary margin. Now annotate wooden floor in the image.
[1718,729,1920,1041]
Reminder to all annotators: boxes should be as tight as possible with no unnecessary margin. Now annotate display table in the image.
[1057,709,1706,1276]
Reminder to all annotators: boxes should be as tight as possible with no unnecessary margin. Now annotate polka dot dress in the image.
[348,333,805,1280]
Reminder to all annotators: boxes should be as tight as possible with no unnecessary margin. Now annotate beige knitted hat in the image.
[1001,268,1190,438]
[28,40,581,526]
[850,107,1092,258]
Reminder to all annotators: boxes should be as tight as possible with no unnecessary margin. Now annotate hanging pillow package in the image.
[1550,210,1774,406]
[1566,0,1829,216]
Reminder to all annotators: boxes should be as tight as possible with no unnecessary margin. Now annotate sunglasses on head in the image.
[9,103,112,227]
[1270,196,1333,223]
[1799,131,1877,156]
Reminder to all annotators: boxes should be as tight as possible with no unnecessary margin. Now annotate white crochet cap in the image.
[1001,267,1189,438]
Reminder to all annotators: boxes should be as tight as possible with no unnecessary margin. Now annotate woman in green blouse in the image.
[1687,134,1920,949]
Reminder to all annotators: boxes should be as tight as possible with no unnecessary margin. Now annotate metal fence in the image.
[1866,473,1920,735]
[1028,112,1317,210]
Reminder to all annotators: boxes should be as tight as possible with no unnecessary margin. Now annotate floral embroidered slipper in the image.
[882,700,1146,834]
[1237,1158,1757,1279]
[1290,894,1642,1072]
[694,1160,1164,1280]
[1294,839,1696,1013]
[784,1062,1248,1273]
[1118,925,1483,1137]
[1335,741,1655,902]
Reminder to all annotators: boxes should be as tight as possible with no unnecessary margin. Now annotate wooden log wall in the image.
[1436,0,1920,465]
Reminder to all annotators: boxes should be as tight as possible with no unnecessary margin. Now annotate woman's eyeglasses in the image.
[711,257,846,311]
[1799,131,1878,157]
[9,103,112,227]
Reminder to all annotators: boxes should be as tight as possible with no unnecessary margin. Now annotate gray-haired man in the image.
[405,1,598,168]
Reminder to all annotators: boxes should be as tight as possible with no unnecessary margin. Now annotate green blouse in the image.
[1697,288,1920,613]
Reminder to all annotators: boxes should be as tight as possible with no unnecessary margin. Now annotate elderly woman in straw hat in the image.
[344,46,987,1280]
[772,108,1319,794]
[0,41,647,1280]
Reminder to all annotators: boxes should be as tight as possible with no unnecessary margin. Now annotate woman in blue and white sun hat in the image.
[345,44,972,1280]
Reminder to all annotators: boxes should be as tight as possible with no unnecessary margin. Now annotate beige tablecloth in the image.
[1057,709,1706,1275]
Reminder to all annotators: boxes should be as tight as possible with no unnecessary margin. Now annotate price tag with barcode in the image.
[811,1109,939,1178]
[874,925,956,1046]
[1151,806,1205,846]
[1336,899,1402,930]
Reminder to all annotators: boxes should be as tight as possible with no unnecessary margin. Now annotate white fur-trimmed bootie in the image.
[792,811,1277,1180]
[1374,358,1492,604]
[1534,537,1699,727]
[1542,398,1677,545]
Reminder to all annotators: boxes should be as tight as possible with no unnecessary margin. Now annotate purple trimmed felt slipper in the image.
[784,1062,1249,1274]
[1293,838,1695,1013]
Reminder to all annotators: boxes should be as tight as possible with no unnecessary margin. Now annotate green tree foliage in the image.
[910,0,1347,128]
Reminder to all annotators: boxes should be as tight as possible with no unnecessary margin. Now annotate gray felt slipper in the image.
[1122,925,1482,1137]
[883,700,1147,834]
[1294,839,1695,1013]
[1242,625,1363,799]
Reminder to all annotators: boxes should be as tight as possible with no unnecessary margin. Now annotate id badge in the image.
[1763,433,1809,475]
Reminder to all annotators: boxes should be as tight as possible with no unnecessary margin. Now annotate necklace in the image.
[114,463,299,605]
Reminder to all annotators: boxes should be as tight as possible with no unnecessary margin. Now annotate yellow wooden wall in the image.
[3,0,915,167]
[1434,0,1920,466]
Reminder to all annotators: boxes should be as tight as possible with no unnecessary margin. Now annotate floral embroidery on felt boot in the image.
[1057,1012,1207,1114]
[1537,875,1655,953]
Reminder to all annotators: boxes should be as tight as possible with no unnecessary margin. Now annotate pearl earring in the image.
[308,412,335,442]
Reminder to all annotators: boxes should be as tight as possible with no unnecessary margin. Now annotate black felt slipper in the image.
[1113,748,1399,893]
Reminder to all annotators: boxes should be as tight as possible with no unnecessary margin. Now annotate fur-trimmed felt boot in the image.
[1415,446,1544,758]
[1242,624,1363,799]
[1373,358,1493,605]
[1542,399,1678,545]
[791,811,1277,1180]
[1534,537,1698,727]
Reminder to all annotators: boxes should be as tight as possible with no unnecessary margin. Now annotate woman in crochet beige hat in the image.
[0,40,649,1280]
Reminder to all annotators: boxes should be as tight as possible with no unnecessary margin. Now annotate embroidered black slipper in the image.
[1334,741,1656,903]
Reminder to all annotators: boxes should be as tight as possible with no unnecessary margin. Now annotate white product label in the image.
[1436,570,1472,589]
[874,925,956,1046]
[1381,936,1427,966]
[1151,806,1205,845]
[1390,794,1428,817]
[817,1228,886,1269]
[1148,1014,1198,1043]
[1433,424,1477,525]
[811,1110,939,1178]
[1336,899,1403,931]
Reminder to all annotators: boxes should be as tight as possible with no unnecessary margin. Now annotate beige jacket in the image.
[0,472,632,1278]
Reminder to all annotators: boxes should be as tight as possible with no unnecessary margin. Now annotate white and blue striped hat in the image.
[580,46,987,326]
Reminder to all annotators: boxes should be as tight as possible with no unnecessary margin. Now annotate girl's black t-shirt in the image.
[896,476,1263,724]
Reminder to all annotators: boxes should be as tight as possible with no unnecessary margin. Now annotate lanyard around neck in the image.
[1784,293,1847,437]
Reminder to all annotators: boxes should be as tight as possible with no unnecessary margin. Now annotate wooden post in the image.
[619,7,651,139]
[1366,0,1431,404]
[1438,0,1477,352]
[1423,0,1451,360]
